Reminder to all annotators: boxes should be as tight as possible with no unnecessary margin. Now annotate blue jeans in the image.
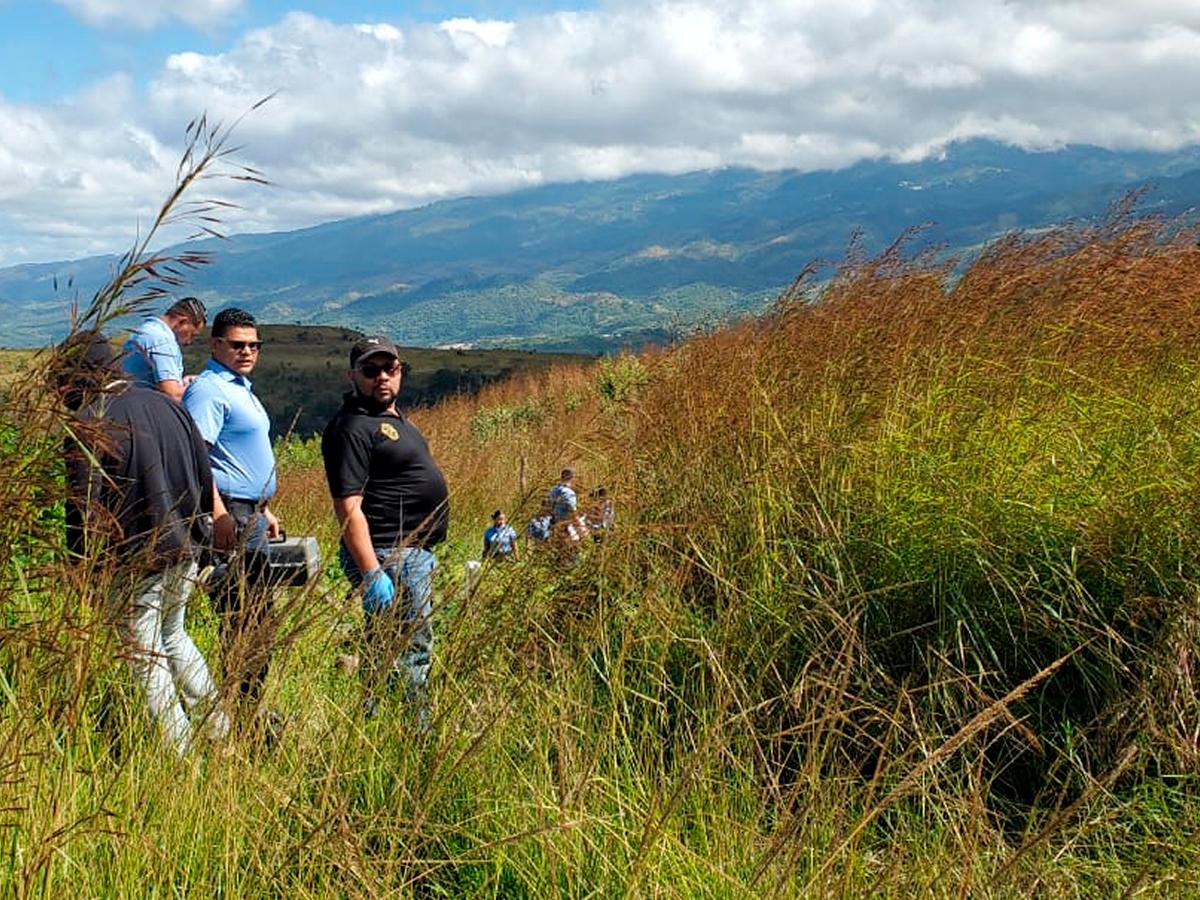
[339,544,436,698]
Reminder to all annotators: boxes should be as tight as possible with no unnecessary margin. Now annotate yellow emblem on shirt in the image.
[380,423,399,441]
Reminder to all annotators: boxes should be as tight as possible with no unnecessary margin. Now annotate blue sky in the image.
[0,1,593,101]
[1,0,1198,267]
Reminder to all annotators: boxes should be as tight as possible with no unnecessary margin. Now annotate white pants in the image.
[116,559,228,754]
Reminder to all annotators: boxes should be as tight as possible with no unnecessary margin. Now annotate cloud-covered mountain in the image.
[3,139,1198,350]
[8,2,1200,267]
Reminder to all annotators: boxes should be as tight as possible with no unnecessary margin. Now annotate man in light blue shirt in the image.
[548,468,578,522]
[546,467,586,560]
[122,296,207,402]
[183,307,283,728]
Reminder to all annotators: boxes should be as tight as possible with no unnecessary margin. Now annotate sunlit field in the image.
[5,204,1200,896]
[0,349,37,390]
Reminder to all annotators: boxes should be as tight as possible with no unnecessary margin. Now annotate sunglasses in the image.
[358,360,401,378]
[219,338,263,352]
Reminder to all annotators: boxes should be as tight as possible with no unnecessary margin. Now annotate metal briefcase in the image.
[264,533,321,587]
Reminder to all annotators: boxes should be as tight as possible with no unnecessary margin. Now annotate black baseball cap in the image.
[349,335,400,367]
[61,329,118,372]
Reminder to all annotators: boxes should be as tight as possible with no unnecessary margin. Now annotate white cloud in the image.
[3,0,1200,266]
[53,0,242,30]
[0,76,190,263]
[439,18,514,49]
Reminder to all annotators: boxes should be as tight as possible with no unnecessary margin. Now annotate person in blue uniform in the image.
[483,509,519,560]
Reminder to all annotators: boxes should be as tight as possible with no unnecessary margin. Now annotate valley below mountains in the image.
[3,138,1199,351]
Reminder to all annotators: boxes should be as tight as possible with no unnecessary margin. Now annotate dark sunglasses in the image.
[358,359,401,378]
[219,338,263,352]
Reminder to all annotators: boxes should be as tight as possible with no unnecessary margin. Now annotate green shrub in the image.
[273,432,323,469]
[595,354,648,405]
[563,388,588,413]
[469,399,544,444]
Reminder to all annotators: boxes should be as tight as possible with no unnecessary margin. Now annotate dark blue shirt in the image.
[66,385,213,568]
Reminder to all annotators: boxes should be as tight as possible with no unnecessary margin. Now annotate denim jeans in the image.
[339,544,436,699]
[116,559,229,754]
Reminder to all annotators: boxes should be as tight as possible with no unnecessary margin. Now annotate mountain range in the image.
[3,139,1199,351]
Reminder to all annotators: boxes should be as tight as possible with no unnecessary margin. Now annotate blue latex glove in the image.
[362,566,395,614]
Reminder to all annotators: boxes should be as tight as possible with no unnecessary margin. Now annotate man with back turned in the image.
[61,331,228,753]
[122,296,207,401]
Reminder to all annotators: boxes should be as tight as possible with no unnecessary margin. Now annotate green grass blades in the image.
[7,209,1200,896]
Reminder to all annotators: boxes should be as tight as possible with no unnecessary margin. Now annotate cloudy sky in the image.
[1,0,1198,268]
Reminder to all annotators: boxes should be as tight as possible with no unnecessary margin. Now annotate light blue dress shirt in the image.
[183,359,277,501]
[122,317,183,387]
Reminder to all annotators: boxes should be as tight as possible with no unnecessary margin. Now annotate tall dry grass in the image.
[5,195,1200,896]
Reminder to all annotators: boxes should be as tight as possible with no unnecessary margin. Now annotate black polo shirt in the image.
[65,384,213,568]
[321,393,449,549]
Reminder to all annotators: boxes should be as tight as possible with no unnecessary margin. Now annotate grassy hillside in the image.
[0,348,35,390]
[177,324,591,437]
[4,208,1200,895]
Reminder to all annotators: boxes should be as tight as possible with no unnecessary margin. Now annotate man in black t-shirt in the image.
[321,335,449,724]
[60,331,228,754]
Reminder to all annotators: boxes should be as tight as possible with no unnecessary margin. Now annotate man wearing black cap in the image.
[321,335,449,725]
[60,330,228,754]
[122,296,207,402]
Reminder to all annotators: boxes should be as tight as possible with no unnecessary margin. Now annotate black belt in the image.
[222,495,267,514]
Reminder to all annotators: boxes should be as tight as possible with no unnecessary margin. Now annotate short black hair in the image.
[166,296,206,325]
[211,307,258,338]
[491,509,503,521]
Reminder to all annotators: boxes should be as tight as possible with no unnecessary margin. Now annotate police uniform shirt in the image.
[322,393,449,549]
[122,316,184,388]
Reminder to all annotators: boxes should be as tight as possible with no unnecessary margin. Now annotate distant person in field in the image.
[548,468,578,523]
[483,509,519,561]
[60,331,229,754]
[547,467,588,553]
[321,335,449,728]
[122,296,207,402]
[183,307,283,730]
[525,497,552,547]
[585,486,615,541]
